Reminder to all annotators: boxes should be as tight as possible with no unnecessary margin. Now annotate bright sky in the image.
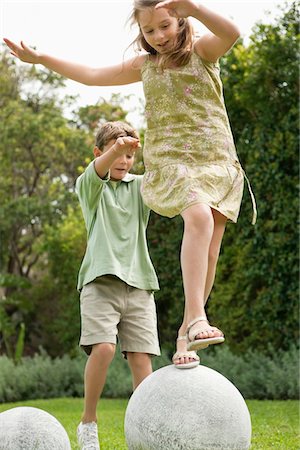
[1,0,286,127]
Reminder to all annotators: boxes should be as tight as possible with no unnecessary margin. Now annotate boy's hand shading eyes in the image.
[113,137,141,156]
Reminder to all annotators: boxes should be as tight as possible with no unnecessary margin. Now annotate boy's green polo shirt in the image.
[75,161,159,292]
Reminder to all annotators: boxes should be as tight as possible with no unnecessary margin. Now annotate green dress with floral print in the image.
[140,51,256,223]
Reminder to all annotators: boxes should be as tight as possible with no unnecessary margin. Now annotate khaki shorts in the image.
[79,275,160,356]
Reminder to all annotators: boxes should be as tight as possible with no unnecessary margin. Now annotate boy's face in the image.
[95,139,135,181]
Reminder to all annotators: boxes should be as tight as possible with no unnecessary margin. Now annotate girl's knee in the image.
[182,204,214,234]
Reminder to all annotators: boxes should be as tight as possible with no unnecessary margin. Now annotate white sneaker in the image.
[77,422,100,450]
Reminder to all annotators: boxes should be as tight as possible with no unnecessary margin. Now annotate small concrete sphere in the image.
[0,406,71,450]
[125,365,251,450]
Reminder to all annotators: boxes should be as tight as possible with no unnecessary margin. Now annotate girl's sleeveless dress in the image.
[140,52,256,224]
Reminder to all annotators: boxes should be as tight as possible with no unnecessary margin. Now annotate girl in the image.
[4,0,256,370]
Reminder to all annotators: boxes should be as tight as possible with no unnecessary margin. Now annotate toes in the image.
[195,328,222,340]
[187,356,196,363]
[183,356,194,364]
[196,331,209,339]
[174,355,197,366]
[210,327,223,337]
[174,356,188,366]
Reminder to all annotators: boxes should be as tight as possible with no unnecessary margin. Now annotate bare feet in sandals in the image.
[172,335,200,369]
[187,316,225,352]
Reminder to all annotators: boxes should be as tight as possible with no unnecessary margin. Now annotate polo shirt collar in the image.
[121,173,135,183]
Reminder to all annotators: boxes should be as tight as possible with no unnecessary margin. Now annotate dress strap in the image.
[219,161,257,225]
[234,161,257,225]
[243,169,257,225]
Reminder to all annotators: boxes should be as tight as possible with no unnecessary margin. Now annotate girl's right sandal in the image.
[187,316,225,352]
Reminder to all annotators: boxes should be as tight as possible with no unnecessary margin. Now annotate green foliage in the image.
[0,347,170,403]
[0,46,132,356]
[14,323,25,364]
[0,346,297,402]
[207,1,299,353]
[35,204,86,356]
[72,93,129,131]
[0,351,84,403]
[201,344,299,400]
[0,293,27,361]
[0,301,15,358]
[0,46,90,355]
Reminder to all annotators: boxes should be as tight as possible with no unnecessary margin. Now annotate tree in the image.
[0,47,131,356]
[0,48,90,355]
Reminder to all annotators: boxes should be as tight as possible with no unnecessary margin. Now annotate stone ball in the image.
[125,365,251,450]
[0,406,71,450]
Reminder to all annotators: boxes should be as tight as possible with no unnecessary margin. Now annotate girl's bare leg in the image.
[180,204,226,341]
[203,208,227,305]
[180,203,213,321]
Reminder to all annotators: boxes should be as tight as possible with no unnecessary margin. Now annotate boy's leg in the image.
[77,342,115,450]
[118,286,160,388]
[81,342,115,423]
[126,352,152,390]
[78,276,121,449]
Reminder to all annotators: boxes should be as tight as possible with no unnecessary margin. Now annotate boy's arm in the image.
[76,136,141,231]
[75,164,108,232]
[156,1,240,62]
[3,38,145,85]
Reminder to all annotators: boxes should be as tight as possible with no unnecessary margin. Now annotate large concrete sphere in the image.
[125,365,251,450]
[0,406,71,450]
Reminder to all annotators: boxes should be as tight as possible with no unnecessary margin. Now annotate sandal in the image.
[172,336,200,369]
[187,316,225,351]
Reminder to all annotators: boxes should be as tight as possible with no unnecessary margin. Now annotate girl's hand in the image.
[155,0,197,19]
[3,38,40,64]
[113,137,141,156]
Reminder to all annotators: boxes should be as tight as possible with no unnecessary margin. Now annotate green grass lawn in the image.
[0,398,299,449]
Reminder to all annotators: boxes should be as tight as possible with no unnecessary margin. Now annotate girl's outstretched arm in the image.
[3,38,144,86]
[156,1,240,62]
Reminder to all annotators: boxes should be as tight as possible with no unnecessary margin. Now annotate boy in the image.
[75,121,160,450]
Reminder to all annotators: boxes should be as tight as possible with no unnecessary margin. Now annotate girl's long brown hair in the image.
[129,0,194,70]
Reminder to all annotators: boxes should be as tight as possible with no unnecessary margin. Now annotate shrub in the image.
[0,347,170,403]
[200,344,299,400]
[0,346,298,402]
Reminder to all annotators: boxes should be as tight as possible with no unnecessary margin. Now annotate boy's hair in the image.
[130,0,194,70]
[95,121,139,149]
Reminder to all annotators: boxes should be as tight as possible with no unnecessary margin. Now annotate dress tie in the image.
[217,160,257,225]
